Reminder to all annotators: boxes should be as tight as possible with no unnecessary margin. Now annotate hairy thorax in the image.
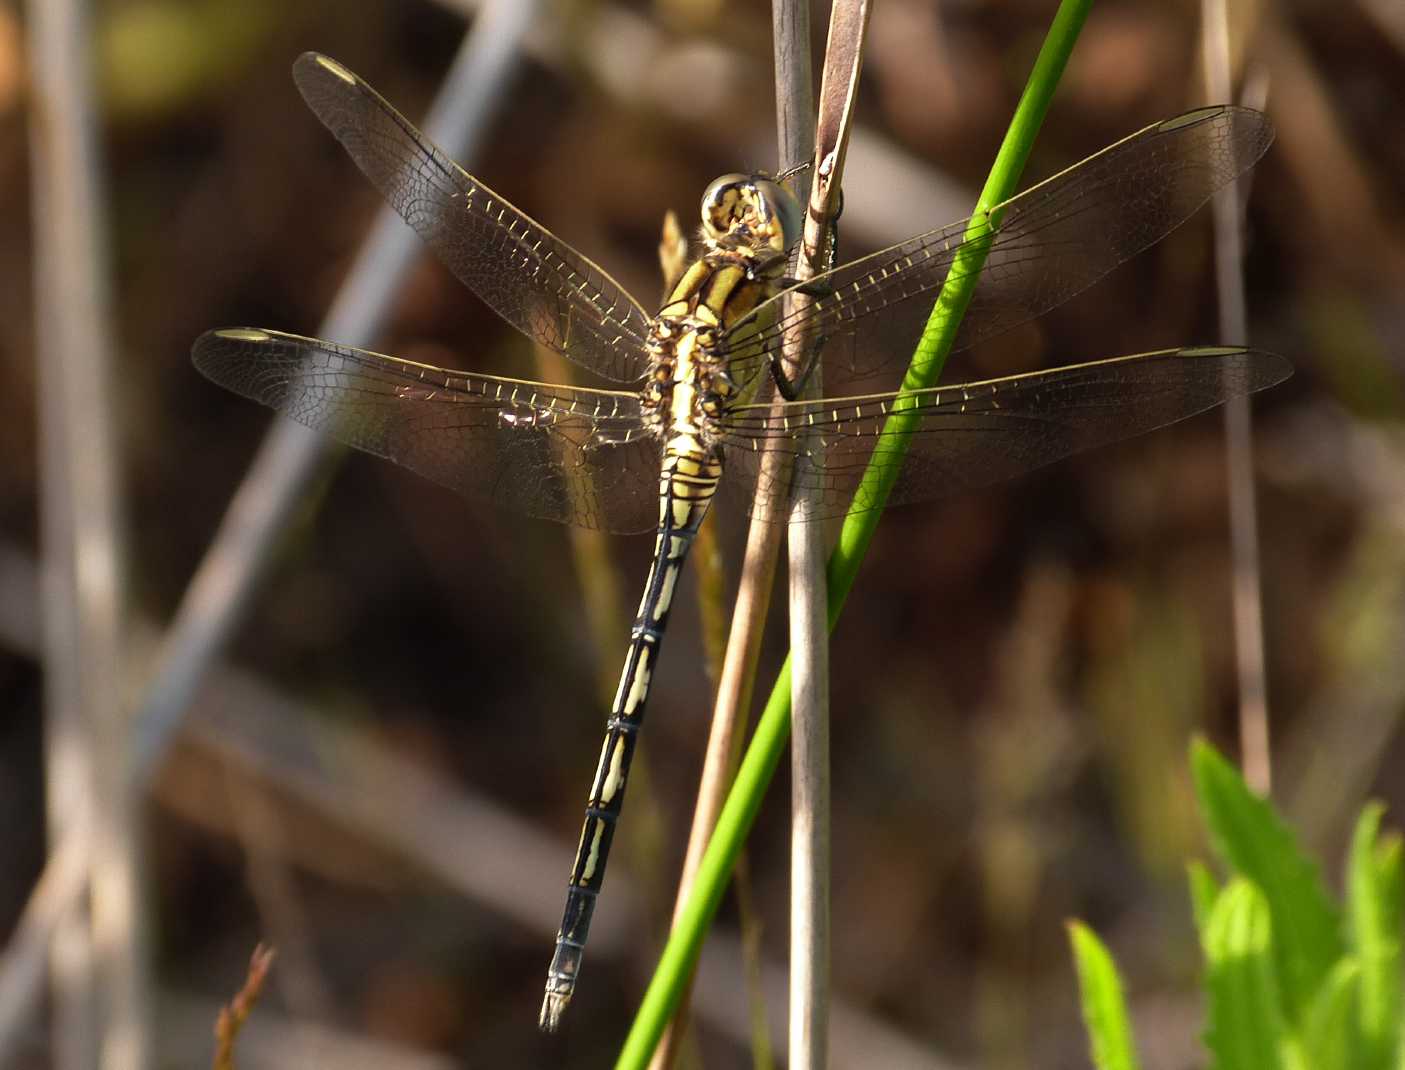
[640,247,782,443]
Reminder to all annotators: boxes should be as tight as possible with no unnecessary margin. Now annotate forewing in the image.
[719,347,1291,522]
[724,107,1275,392]
[292,53,652,383]
[194,328,660,533]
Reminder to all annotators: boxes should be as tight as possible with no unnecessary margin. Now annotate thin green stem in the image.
[614,3,1091,1066]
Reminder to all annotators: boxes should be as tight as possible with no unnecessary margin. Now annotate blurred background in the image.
[2,0,1404,1066]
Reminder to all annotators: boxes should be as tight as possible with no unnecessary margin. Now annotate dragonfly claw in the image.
[539,986,571,1033]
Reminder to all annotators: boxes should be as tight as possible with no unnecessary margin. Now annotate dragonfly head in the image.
[700,174,801,257]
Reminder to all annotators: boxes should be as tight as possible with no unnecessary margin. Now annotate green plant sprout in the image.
[1070,739,1404,1070]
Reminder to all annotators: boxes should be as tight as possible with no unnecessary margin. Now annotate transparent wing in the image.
[293,53,652,384]
[718,347,1292,522]
[724,107,1275,392]
[194,328,661,533]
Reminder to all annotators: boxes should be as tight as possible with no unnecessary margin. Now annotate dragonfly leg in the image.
[769,346,825,401]
[774,277,835,298]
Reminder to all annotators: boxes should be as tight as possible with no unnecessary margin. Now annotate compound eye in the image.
[750,178,802,251]
[700,174,752,243]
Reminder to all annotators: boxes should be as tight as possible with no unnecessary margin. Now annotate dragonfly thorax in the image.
[643,239,788,440]
[641,316,732,438]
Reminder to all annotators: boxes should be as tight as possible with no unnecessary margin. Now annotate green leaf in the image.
[1378,837,1405,1070]
[1299,957,1362,1070]
[1068,921,1142,1070]
[1202,879,1292,1070]
[1190,860,1222,940]
[1348,803,1404,1070]
[1191,738,1342,1021]
[1375,833,1403,958]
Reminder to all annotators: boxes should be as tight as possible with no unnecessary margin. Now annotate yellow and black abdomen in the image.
[540,250,782,1031]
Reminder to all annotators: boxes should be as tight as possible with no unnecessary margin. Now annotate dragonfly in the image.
[194,52,1290,1031]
